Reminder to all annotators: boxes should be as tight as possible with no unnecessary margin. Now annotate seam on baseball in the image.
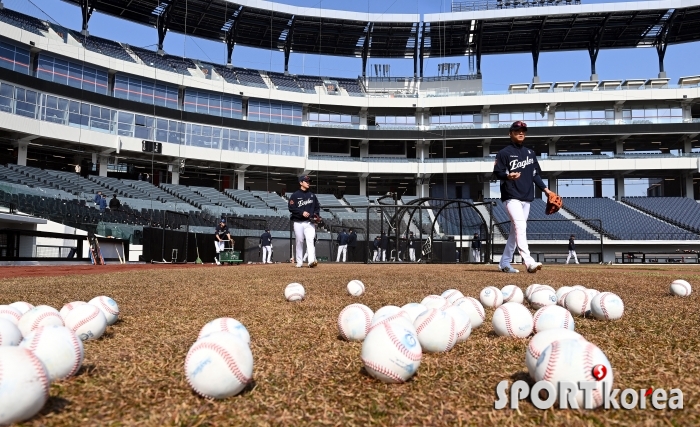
[503,307,514,337]
[98,298,119,315]
[70,306,99,333]
[189,342,250,385]
[384,322,421,362]
[25,348,50,399]
[542,340,560,383]
[31,311,61,332]
[583,342,603,408]
[0,309,20,322]
[600,293,610,320]
[361,358,404,383]
[415,310,437,335]
[68,330,82,377]
[469,298,485,321]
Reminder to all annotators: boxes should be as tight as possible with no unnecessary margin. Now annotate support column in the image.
[593,179,603,198]
[359,108,368,130]
[416,174,430,198]
[16,141,28,166]
[684,174,694,199]
[169,162,180,185]
[481,106,491,129]
[615,175,625,200]
[98,155,108,177]
[548,177,558,194]
[614,140,624,155]
[359,140,369,158]
[548,140,557,156]
[482,180,491,199]
[482,139,491,157]
[683,136,692,154]
[359,175,367,196]
[237,171,245,190]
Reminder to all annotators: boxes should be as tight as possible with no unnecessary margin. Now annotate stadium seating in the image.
[336,78,365,95]
[129,46,196,76]
[296,75,322,93]
[251,190,288,211]
[232,68,268,88]
[432,199,486,236]
[69,31,136,63]
[225,189,270,209]
[622,197,700,234]
[267,72,303,92]
[0,8,48,36]
[563,197,698,240]
[487,198,597,240]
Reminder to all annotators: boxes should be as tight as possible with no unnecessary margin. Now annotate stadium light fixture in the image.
[651,141,662,144]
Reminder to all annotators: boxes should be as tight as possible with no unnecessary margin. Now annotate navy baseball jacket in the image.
[288,189,320,222]
[260,231,272,246]
[407,235,415,248]
[568,237,575,251]
[348,231,357,247]
[337,232,349,245]
[493,142,547,202]
[472,239,481,249]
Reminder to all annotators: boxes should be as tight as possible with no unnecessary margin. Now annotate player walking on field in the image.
[288,175,320,268]
[493,120,553,273]
[566,234,579,264]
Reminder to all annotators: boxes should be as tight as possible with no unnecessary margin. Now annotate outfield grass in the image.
[2,263,699,426]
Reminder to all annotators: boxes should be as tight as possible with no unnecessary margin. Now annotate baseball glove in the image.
[545,191,563,215]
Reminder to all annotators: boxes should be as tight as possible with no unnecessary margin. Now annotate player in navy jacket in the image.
[288,175,321,268]
[336,229,349,262]
[260,229,273,264]
[493,120,553,274]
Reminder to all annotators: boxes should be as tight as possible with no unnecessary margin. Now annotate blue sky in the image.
[12,0,700,196]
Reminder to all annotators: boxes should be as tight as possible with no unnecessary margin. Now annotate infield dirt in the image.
[1,263,698,426]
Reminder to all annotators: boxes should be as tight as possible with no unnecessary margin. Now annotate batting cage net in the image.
[146,210,190,263]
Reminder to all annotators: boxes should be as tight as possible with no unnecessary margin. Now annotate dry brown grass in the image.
[1,263,700,426]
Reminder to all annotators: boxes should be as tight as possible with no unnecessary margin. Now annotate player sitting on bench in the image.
[214,218,232,265]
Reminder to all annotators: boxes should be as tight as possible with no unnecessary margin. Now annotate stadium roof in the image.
[61,0,700,75]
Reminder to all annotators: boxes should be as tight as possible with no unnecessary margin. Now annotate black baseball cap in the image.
[299,175,311,183]
[509,120,528,132]
[220,218,226,223]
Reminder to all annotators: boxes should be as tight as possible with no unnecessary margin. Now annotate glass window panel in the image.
[605,110,614,120]
[632,109,644,117]
[524,112,537,121]
[622,110,632,119]
[670,108,682,117]
[579,110,592,119]
[319,113,329,122]
[658,108,671,117]
[565,111,578,119]
[498,113,510,122]
[406,116,416,125]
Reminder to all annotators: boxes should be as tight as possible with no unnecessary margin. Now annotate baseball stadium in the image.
[0,0,699,424]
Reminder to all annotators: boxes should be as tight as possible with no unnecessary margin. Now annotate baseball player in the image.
[214,218,232,265]
[407,231,417,262]
[260,228,272,264]
[493,120,553,273]
[288,175,320,268]
[372,236,381,262]
[379,231,389,261]
[336,229,348,262]
[347,229,357,261]
[566,234,579,264]
[471,233,481,262]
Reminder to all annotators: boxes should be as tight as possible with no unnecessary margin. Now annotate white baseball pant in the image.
[373,249,379,262]
[294,221,316,265]
[381,249,387,261]
[336,244,347,262]
[214,240,227,254]
[409,248,416,262]
[500,199,536,269]
[262,245,272,263]
[566,250,579,264]
[472,248,481,262]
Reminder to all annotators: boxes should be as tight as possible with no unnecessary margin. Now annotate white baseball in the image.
[571,285,587,290]
[443,306,472,343]
[525,284,539,299]
[534,339,613,409]
[64,304,107,341]
[185,332,253,398]
[285,283,306,301]
[338,304,373,341]
[414,308,457,353]
[361,319,422,383]
[501,285,524,304]
[420,295,450,310]
[529,288,558,310]
[670,279,692,297]
[370,306,411,329]
[526,329,585,379]
[0,318,22,346]
[564,289,591,317]
[9,302,34,315]
[479,286,503,308]
[492,302,533,338]
[533,305,575,333]
[0,347,49,425]
[585,288,600,301]
[346,280,365,296]
[88,296,120,326]
[0,305,22,325]
[198,318,251,345]
[555,287,572,305]
[59,301,87,321]
[452,297,485,329]
[20,325,84,381]
[18,306,64,337]
[590,292,624,320]
[401,303,428,323]
[441,289,464,304]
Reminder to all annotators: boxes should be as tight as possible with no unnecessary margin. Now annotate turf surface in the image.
[1,263,699,426]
